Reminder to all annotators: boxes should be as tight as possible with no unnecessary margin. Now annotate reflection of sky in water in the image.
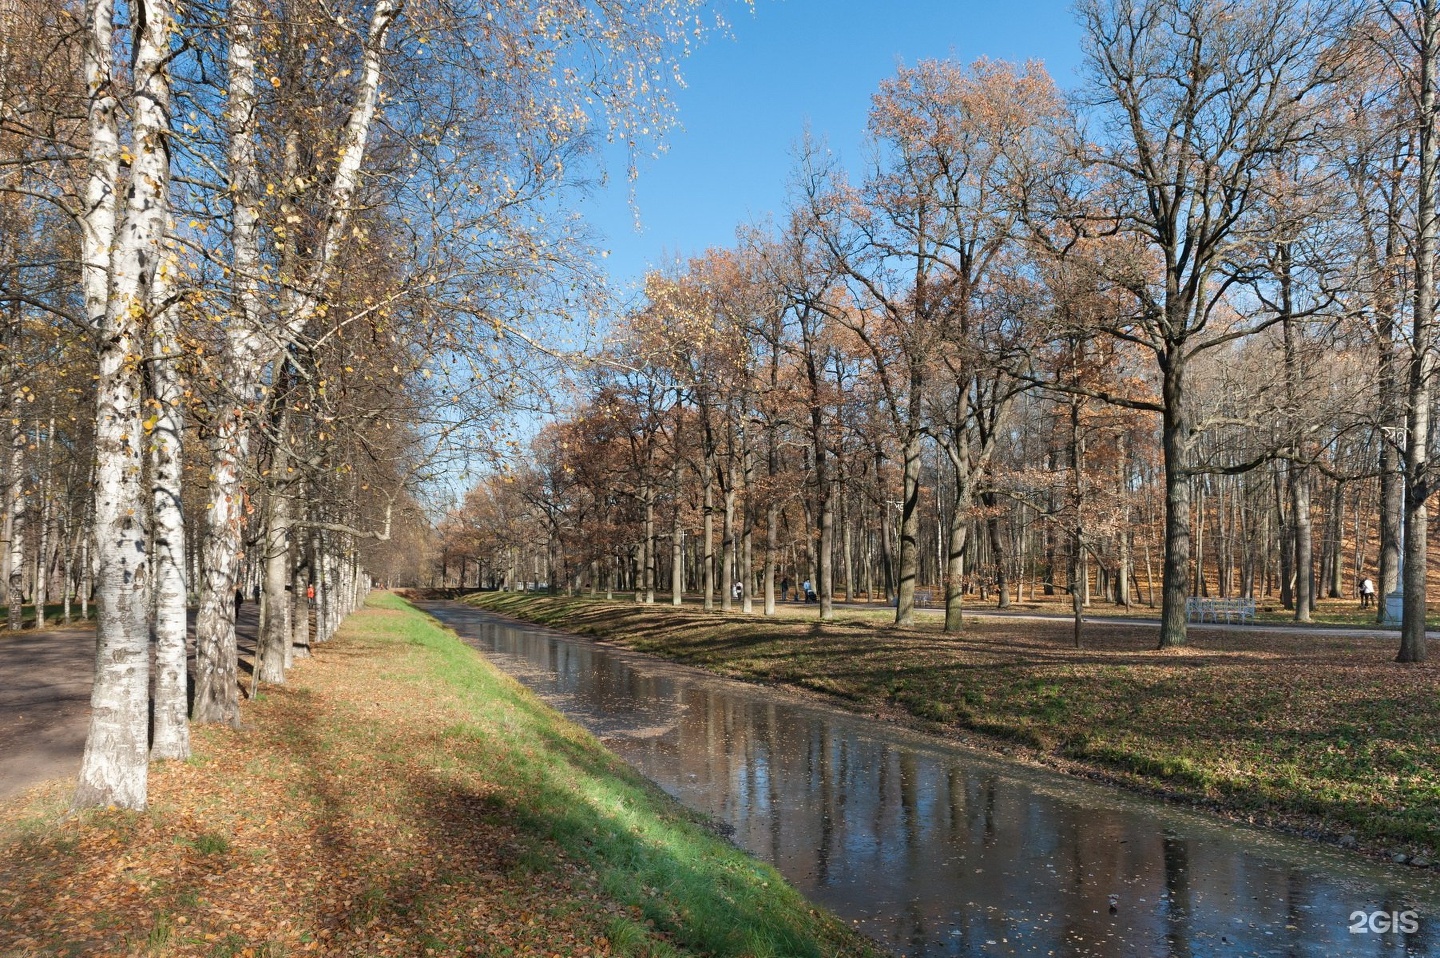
[421,603,1440,958]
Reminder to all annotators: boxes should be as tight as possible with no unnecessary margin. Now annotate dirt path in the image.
[0,605,260,801]
[828,598,1440,639]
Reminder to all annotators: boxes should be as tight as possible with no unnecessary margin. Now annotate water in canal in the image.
[418,602,1439,957]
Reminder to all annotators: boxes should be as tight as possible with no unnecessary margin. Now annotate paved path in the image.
[0,605,260,802]
[826,599,1439,640]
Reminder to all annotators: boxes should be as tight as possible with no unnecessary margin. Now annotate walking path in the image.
[958,606,1440,639]
[0,606,260,801]
[3,596,1426,803]
[830,598,1440,640]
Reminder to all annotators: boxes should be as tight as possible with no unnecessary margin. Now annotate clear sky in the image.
[580,0,1087,300]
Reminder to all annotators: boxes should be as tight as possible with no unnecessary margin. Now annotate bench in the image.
[1185,596,1255,624]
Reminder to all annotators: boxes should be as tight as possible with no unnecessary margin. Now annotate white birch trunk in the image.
[6,418,23,630]
[193,0,264,725]
[290,535,309,662]
[75,0,174,809]
[33,419,53,629]
[257,405,291,685]
[150,253,189,761]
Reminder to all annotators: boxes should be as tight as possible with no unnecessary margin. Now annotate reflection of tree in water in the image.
[451,610,1440,958]
[1162,833,1192,958]
[876,743,892,849]
[1283,872,1311,956]
[1379,894,1431,958]
[982,776,998,847]
[815,723,835,886]
[946,767,965,837]
[765,703,782,863]
[898,752,930,954]
[1411,898,1438,956]
[901,751,921,857]
[1059,816,1088,954]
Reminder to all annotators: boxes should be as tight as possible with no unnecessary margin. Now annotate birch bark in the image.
[149,250,189,760]
[75,0,174,809]
[192,0,262,726]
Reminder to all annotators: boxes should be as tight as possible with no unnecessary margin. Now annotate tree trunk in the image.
[291,539,311,660]
[943,497,968,633]
[721,472,735,612]
[842,496,856,603]
[1291,468,1313,622]
[1275,466,1294,610]
[818,476,834,621]
[149,275,190,761]
[703,477,714,611]
[1378,395,1404,623]
[0,305,15,630]
[193,383,256,727]
[1070,397,1085,647]
[76,0,173,809]
[1328,481,1345,599]
[1117,530,1132,608]
[741,440,754,614]
[642,478,655,604]
[895,429,922,625]
[671,463,684,607]
[256,404,292,686]
[940,427,973,633]
[33,422,51,630]
[984,502,1009,608]
[194,0,263,727]
[1157,359,1191,649]
[6,417,23,630]
[1400,0,1439,663]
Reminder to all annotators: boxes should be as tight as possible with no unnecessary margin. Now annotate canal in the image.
[417,601,1439,957]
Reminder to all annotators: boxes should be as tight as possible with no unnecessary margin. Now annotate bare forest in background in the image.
[439,0,1440,668]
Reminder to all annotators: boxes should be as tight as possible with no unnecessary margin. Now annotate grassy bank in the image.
[0,593,879,958]
[465,591,1440,861]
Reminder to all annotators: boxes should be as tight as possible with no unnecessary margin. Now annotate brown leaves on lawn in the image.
[0,624,643,957]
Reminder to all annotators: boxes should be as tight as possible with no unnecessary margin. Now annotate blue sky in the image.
[581,0,1086,300]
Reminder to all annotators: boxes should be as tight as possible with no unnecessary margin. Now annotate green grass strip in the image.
[370,592,879,958]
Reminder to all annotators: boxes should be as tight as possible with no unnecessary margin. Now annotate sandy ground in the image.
[0,604,261,801]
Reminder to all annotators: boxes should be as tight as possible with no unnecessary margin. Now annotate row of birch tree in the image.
[0,0,733,808]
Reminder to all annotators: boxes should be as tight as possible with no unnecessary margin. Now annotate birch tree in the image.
[74,0,176,809]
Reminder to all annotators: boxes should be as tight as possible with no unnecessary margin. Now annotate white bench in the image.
[1185,596,1255,624]
[892,589,935,607]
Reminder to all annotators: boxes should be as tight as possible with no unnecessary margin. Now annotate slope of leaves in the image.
[465,592,1440,860]
[0,594,878,958]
